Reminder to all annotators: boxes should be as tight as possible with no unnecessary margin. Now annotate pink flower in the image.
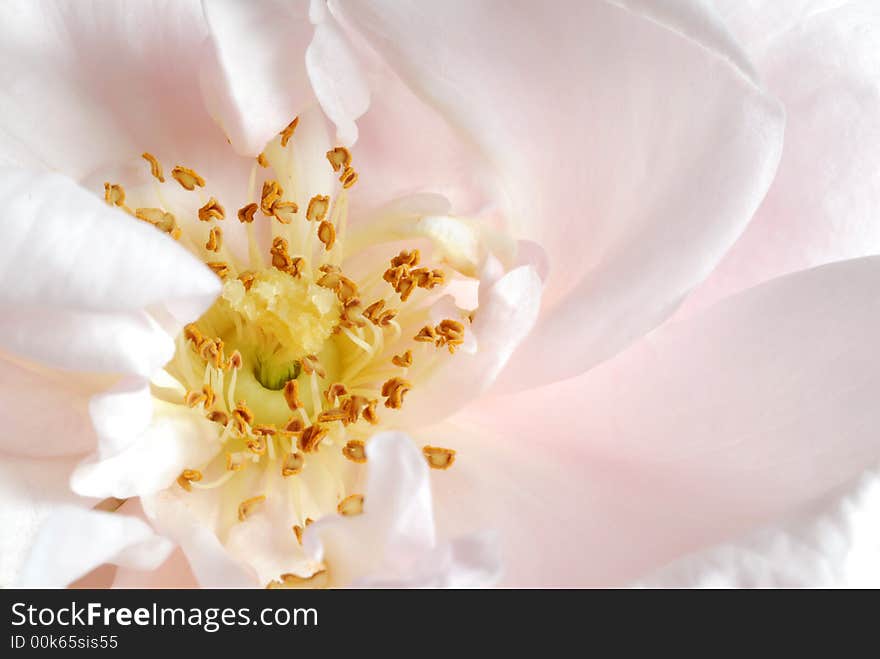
[1,0,878,587]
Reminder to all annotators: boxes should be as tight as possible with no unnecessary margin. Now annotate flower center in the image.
[103,116,461,584]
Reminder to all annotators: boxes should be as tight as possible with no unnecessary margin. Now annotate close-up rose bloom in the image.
[1,0,879,590]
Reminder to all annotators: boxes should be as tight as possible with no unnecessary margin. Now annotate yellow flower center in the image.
[103,116,463,585]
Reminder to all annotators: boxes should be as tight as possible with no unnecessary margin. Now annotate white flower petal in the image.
[639,467,880,588]
[0,308,173,376]
[305,432,497,587]
[439,257,880,585]
[682,0,880,315]
[0,0,218,179]
[142,490,257,587]
[304,432,433,584]
[0,454,93,587]
[112,548,199,588]
[400,262,543,424]
[305,13,371,147]
[336,0,784,388]
[15,505,173,587]
[0,358,97,458]
[71,402,221,499]
[345,65,490,222]
[0,168,220,321]
[202,0,324,155]
[354,531,501,588]
[88,377,154,458]
[225,504,316,586]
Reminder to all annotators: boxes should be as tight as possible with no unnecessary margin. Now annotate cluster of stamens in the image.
[103,116,462,584]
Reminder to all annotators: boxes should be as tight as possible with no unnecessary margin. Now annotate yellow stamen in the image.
[206,226,223,252]
[260,180,284,215]
[362,400,379,425]
[226,452,247,472]
[281,453,305,477]
[301,355,326,379]
[272,200,298,224]
[283,380,303,411]
[238,495,266,521]
[298,425,327,453]
[171,165,205,191]
[237,202,258,224]
[184,323,204,345]
[247,434,267,456]
[176,469,203,492]
[414,325,438,343]
[207,409,229,425]
[339,166,358,189]
[341,395,367,425]
[228,350,243,370]
[306,195,330,222]
[202,384,216,409]
[422,446,456,470]
[141,152,165,182]
[284,416,305,433]
[381,377,412,409]
[391,249,420,268]
[317,408,347,423]
[266,569,328,589]
[436,319,466,353]
[324,383,348,404]
[269,236,304,277]
[317,220,336,250]
[233,401,255,434]
[103,182,127,207]
[391,350,413,368]
[342,440,367,463]
[280,117,299,147]
[198,197,225,222]
[184,390,207,408]
[135,207,181,239]
[337,494,364,516]
[237,270,256,291]
[206,261,230,279]
[326,146,352,172]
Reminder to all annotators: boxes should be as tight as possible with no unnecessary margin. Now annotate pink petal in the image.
[437,257,880,585]
[201,0,315,155]
[399,261,543,425]
[112,499,200,588]
[15,505,173,587]
[344,62,490,222]
[335,0,785,388]
[681,1,880,316]
[304,432,436,585]
[305,432,500,586]
[0,454,93,587]
[142,490,257,588]
[354,531,501,588]
[202,0,369,154]
[305,10,370,147]
[71,404,221,499]
[88,377,154,459]
[0,358,97,458]
[0,168,219,321]
[640,468,880,588]
[0,0,228,180]
[113,549,199,589]
[0,308,174,376]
